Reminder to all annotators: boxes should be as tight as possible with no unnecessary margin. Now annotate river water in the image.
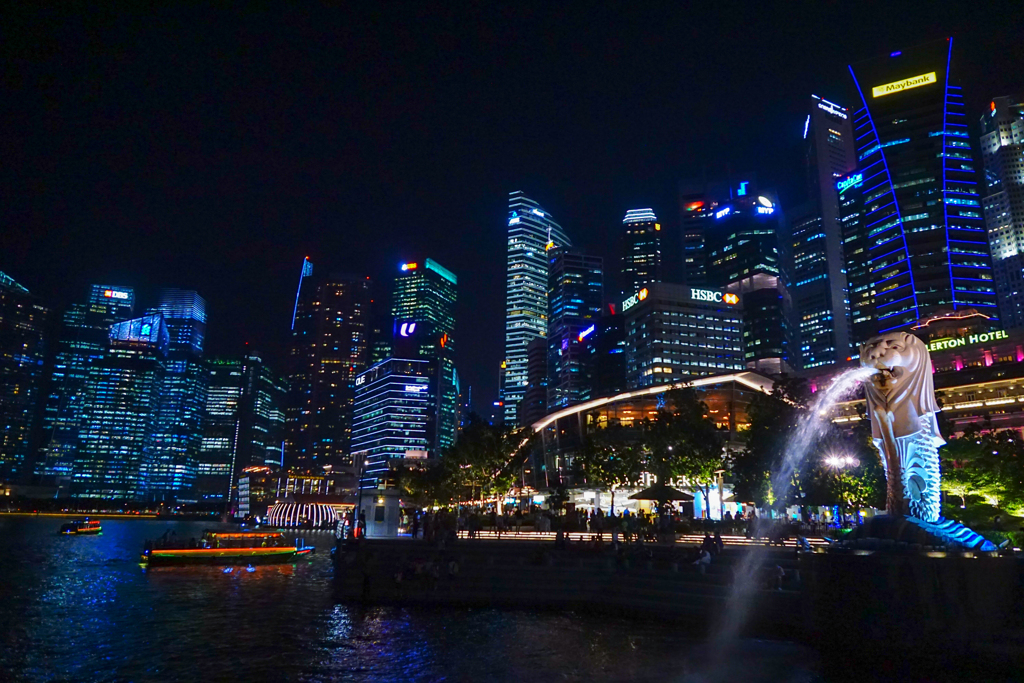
[0,517,829,682]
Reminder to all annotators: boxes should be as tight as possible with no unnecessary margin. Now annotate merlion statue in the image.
[857,331,995,551]
[860,331,943,521]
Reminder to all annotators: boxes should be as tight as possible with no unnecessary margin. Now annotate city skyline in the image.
[3,5,1023,415]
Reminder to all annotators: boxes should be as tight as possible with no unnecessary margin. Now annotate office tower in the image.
[518,337,549,427]
[37,284,135,478]
[351,358,439,488]
[622,208,661,292]
[788,95,858,370]
[546,248,603,413]
[75,315,169,499]
[623,283,744,388]
[0,272,49,481]
[286,266,372,471]
[839,38,996,347]
[145,289,208,501]
[502,191,572,424]
[200,353,287,505]
[391,258,458,451]
[980,95,1024,328]
[583,313,627,398]
[682,179,794,373]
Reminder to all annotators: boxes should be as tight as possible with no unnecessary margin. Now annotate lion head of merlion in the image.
[860,332,940,439]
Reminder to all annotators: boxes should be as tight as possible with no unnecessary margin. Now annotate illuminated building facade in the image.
[517,337,548,427]
[391,258,458,451]
[146,289,208,501]
[0,272,49,481]
[74,315,169,499]
[37,284,135,479]
[979,95,1024,329]
[622,208,661,292]
[623,283,744,388]
[839,39,997,350]
[351,358,439,489]
[788,95,857,370]
[583,313,627,398]
[546,248,603,414]
[502,191,572,424]
[286,266,372,471]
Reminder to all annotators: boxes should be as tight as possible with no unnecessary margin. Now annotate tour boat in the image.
[59,519,102,535]
[140,530,315,567]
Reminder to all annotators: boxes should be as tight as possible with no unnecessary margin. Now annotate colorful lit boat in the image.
[59,519,102,535]
[140,530,315,567]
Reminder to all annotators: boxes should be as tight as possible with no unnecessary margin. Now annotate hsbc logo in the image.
[691,289,738,305]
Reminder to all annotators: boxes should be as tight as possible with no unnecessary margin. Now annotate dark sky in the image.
[3,2,1022,413]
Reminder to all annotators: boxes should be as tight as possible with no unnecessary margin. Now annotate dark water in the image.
[0,517,825,682]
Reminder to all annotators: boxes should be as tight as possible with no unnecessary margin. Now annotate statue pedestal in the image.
[838,515,996,552]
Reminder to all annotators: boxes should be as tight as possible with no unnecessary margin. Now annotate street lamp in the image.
[823,453,860,526]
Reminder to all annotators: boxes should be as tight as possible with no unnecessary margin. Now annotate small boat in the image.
[140,530,315,567]
[60,519,102,535]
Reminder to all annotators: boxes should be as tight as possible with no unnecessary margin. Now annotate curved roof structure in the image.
[530,371,777,432]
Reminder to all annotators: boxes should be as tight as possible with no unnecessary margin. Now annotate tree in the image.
[575,422,644,514]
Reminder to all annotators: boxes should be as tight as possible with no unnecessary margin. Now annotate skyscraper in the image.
[146,289,208,501]
[787,95,857,370]
[286,265,372,471]
[0,272,49,481]
[391,258,458,451]
[502,191,571,424]
[37,284,135,479]
[980,95,1024,328]
[546,248,603,413]
[839,38,997,346]
[75,314,169,499]
[622,208,661,292]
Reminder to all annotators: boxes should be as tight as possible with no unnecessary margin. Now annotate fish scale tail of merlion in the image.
[898,433,941,522]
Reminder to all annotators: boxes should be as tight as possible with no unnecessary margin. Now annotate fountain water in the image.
[710,366,877,655]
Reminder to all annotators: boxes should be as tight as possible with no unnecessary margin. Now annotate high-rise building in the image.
[502,191,572,424]
[391,258,458,451]
[286,265,373,471]
[787,95,858,370]
[37,284,135,479]
[517,337,549,427]
[839,38,997,348]
[622,208,661,292]
[980,95,1024,329]
[0,272,49,481]
[74,314,169,499]
[546,248,603,413]
[682,179,794,373]
[623,283,744,388]
[200,353,287,505]
[145,289,208,501]
[583,312,627,398]
[351,358,439,488]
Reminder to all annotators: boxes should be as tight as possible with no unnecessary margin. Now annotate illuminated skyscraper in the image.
[0,272,49,481]
[286,265,372,471]
[787,95,857,370]
[622,208,661,292]
[37,284,135,479]
[839,38,996,347]
[75,315,169,499]
[546,248,603,413]
[391,258,458,451]
[502,191,571,424]
[980,95,1024,328]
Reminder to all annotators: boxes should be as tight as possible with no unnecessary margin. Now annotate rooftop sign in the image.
[927,330,1008,352]
[622,287,649,312]
[872,71,937,98]
[691,289,739,305]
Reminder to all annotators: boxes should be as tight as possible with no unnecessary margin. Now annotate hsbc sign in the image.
[691,288,738,305]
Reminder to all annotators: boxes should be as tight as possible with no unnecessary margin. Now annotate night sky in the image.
[3,3,1022,412]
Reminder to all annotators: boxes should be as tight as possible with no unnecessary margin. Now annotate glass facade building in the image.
[546,248,603,414]
[502,191,572,424]
[840,38,997,348]
[980,95,1024,329]
[351,358,438,489]
[623,283,744,388]
[391,258,458,451]
[0,272,50,481]
[622,208,661,292]
[788,95,857,370]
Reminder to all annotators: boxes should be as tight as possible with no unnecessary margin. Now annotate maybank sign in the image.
[871,71,937,98]
[927,329,1008,352]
